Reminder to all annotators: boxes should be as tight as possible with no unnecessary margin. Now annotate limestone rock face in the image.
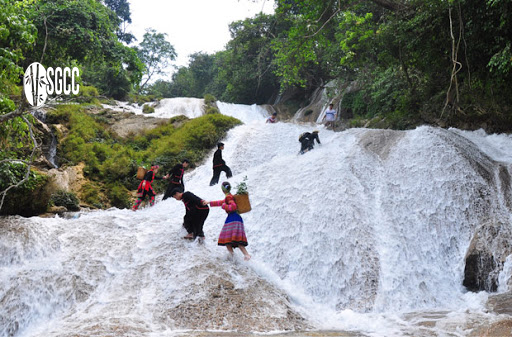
[162,265,310,332]
[45,163,86,195]
[463,222,512,292]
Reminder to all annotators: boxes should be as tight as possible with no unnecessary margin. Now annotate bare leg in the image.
[225,245,235,261]
[238,246,251,261]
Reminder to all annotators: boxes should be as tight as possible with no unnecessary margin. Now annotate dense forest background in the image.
[1,0,512,214]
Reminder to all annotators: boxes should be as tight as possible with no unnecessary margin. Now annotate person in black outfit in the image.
[299,131,321,154]
[170,188,210,241]
[162,159,190,200]
[209,142,232,186]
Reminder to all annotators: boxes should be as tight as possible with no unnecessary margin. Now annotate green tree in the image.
[0,0,37,154]
[216,13,281,104]
[0,0,36,114]
[104,0,135,43]
[137,28,177,92]
[26,0,121,64]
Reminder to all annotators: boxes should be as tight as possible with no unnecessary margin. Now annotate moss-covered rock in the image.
[0,163,50,216]
[49,190,80,211]
[142,104,155,114]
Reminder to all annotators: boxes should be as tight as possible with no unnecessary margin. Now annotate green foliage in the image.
[80,181,104,208]
[272,0,342,90]
[27,0,118,64]
[142,104,155,114]
[205,106,220,114]
[144,114,241,165]
[145,79,173,98]
[137,28,176,92]
[107,182,131,209]
[0,0,36,116]
[204,94,217,105]
[337,12,377,68]
[219,14,281,103]
[161,52,219,98]
[104,0,134,43]
[204,94,219,114]
[79,86,100,97]
[50,190,80,211]
[0,162,49,216]
[235,176,249,195]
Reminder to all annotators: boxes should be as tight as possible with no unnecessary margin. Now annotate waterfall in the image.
[2,101,512,336]
[30,109,58,168]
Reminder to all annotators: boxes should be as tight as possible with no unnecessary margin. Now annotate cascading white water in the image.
[2,101,512,337]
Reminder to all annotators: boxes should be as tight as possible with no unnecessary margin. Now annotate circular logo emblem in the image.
[24,62,48,107]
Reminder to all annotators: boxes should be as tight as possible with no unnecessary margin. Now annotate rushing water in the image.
[2,101,512,336]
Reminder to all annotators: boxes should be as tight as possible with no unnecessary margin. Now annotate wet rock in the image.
[486,292,512,315]
[163,266,310,333]
[48,205,68,214]
[469,319,512,337]
[463,222,512,292]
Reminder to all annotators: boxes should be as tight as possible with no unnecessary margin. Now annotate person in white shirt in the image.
[266,112,277,123]
[323,103,337,129]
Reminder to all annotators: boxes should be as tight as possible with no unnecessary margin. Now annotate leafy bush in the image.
[50,190,80,211]
[79,86,100,97]
[143,104,155,113]
[80,182,104,208]
[107,182,132,209]
[204,94,217,105]
[0,162,49,216]
[205,106,220,114]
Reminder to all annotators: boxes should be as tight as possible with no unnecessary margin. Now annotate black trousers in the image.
[300,139,314,153]
[209,165,232,185]
[183,208,210,238]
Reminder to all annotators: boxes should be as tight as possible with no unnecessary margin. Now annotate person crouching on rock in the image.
[206,181,251,261]
[169,188,209,242]
[162,159,190,200]
[132,164,164,211]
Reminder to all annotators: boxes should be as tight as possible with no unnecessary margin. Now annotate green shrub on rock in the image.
[0,162,49,216]
[143,104,155,114]
[50,190,80,211]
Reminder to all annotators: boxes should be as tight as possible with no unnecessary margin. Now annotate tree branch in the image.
[0,115,39,213]
[0,108,23,123]
[441,5,464,117]
[40,16,49,64]
[370,0,404,12]
[304,0,342,39]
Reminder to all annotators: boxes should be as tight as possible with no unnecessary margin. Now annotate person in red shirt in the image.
[132,165,164,210]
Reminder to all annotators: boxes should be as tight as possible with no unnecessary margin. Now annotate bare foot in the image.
[244,254,251,261]
[183,233,194,239]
